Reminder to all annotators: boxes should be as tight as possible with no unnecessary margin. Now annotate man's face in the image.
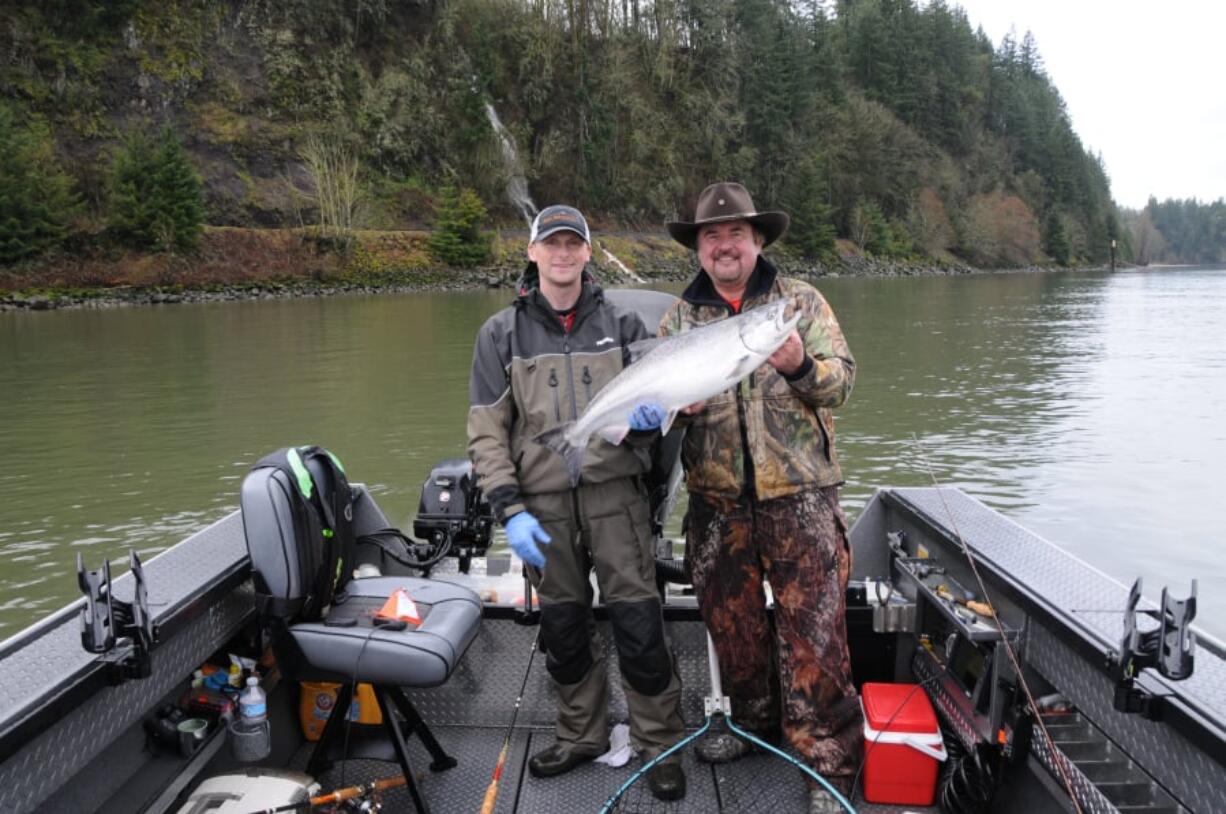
[527,230,591,289]
[697,220,761,289]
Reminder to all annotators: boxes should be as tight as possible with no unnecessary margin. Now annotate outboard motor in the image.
[412,459,495,573]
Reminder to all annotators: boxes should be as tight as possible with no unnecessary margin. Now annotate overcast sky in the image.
[951,0,1226,210]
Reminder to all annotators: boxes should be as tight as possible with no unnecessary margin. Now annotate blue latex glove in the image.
[628,402,666,431]
[505,512,551,569]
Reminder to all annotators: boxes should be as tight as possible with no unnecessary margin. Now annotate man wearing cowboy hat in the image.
[643,182,861,812]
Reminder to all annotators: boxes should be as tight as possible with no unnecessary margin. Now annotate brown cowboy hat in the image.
[666,182,790,250]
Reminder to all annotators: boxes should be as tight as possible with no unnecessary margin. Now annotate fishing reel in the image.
[410,458,496,574]
[322,800,379,813]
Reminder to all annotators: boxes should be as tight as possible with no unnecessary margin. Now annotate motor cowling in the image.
[412,459,495,572]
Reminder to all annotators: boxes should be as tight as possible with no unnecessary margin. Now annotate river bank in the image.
[2,225,1015,312]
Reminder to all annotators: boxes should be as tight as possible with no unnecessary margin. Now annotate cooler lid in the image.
[861,682,939,734]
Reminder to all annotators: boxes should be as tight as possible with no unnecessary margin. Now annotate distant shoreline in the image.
[0,227,1107,313]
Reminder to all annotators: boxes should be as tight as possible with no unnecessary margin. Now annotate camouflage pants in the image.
[686,486,863,792]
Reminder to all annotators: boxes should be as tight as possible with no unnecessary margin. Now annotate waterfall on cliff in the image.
[484,103,538,224]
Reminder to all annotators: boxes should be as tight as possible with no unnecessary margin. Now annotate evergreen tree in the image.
[852,199,891,255]
[884,217,913,257]
[151,126,205,250]
[1045,209,1070,265]
[1018,31,1045,77]
[784,159,839,261]
[10,0,1129,272]
[1145,197,1226,264]
[108,126,203,251]
[0,107,80,265]
[427,187,491,267]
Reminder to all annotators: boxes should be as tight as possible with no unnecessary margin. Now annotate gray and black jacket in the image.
[467,265,651,523]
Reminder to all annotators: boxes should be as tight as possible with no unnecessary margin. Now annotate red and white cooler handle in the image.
[863,721,949,762]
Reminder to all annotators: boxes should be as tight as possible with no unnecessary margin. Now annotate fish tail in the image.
[535,424,584,487]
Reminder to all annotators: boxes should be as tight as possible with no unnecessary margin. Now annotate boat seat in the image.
[288,577,479,686]
[240,449,481,814]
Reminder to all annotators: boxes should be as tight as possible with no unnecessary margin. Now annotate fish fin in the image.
[729,353,758,380]
[597,424,632,446]
[535,424,584,486]
[626,337,666,364]
[660,409,679,436]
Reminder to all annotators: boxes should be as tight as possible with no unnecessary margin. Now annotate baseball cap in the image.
[529,205,591,244]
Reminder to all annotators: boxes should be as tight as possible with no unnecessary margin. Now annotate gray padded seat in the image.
[239,464,481,688]
[290,576,480,686]
[240,451,481,814]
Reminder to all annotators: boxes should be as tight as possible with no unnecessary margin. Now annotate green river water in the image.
[2,268,1224,639]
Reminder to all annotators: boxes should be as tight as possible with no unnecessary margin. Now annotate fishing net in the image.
[601,721,842,813]
[600,636,855,814]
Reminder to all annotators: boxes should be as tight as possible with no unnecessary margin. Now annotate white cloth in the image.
[594,723,633,767]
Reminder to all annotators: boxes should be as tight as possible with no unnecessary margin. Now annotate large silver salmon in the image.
[536,299,801,485]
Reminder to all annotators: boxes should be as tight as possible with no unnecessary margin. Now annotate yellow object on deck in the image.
[300,681,383,741]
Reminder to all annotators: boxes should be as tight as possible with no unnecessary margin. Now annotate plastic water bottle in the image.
[238,677,267,727]
[231,676,271,762]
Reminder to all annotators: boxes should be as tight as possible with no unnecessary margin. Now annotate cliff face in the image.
[3,0,1125,268]
[5,2,435,227]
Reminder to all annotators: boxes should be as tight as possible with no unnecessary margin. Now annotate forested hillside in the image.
[3,0,1131,272]
[1127,198,1226,266]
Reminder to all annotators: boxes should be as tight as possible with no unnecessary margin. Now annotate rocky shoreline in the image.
[0,273,498,312]
[0,248,1066,313]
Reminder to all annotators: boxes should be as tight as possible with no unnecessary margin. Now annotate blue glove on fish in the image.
[628,402,666,431]
[505,512,551,569]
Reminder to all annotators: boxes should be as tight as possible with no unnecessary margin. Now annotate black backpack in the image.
[249,445,355,621]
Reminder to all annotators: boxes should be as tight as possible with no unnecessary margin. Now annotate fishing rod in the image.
[911,434,1084,814]
[244,772,416,813]
[242,618,419,814]
[247,608,542,814]
[479,582,542,814]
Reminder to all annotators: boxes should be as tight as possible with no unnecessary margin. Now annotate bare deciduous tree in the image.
[293,134,363,241]
[1130,209,1166,266]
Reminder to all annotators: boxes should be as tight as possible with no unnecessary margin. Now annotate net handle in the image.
[706,632,724,698]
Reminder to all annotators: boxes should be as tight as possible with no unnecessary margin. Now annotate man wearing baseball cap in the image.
[467,205,686,800]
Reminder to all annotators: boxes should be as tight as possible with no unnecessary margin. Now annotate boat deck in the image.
[304,617,938,814]
[6,486,1226,812]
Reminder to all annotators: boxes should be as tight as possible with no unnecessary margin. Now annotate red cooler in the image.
[860,682,948,805]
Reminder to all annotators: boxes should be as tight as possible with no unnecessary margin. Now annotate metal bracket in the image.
[1108,577,1196,718]
[77,550,157,684]
[867,577,918,633]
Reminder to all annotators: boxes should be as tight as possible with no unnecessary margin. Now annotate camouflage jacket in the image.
[467,265,651,523]
[658,258,855,500]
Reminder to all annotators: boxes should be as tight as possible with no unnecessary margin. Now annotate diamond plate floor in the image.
[296,727,936,814]
[284,614,938,812]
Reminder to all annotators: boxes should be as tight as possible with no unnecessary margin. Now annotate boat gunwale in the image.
[0,510,243,659]
[0,512,254,765]
[880,487,1226,772]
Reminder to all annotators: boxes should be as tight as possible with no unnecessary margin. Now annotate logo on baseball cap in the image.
[529,205,591,244]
